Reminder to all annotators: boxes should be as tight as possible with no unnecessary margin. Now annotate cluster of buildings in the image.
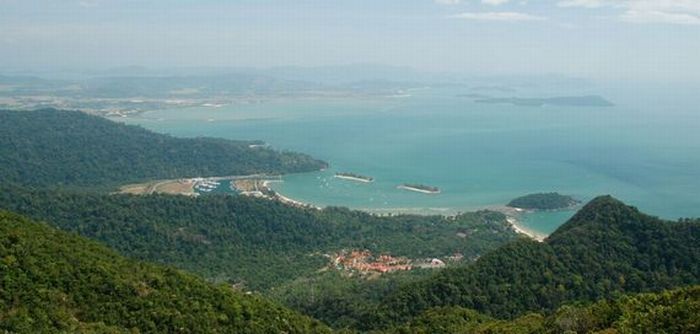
[331,250,450,274]
[332,250,412,273]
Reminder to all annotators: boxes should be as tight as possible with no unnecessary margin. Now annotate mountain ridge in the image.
[377,196,700,327]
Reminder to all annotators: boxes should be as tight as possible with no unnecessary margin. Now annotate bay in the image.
[119,82,700,236]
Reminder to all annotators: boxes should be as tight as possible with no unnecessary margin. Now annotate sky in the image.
[1,0,699,81]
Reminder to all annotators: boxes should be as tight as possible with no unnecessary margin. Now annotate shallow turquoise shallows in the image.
[119,82,700,236]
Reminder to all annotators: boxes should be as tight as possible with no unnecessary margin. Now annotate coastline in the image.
[119,173,279,196]
[363,207,457,216]
[122,175,548,242]
[486,205,546,242]
[262,180,322,210]
[506,217,545,242]
[264,184,546,242]
[263,182,546,241]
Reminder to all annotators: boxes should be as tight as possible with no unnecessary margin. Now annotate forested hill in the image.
[0,109,326,189]
[379,196,700,324]
[0,211,330,333]
[383,285,700,334]
[0,185,517,290]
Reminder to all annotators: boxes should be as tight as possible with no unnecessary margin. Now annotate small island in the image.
[398,184,440,194]
[507,192,580,211]
[335,172,374,183]
[475,95,614,107]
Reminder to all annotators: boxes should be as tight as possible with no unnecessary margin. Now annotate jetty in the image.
[334,172,374,183]
[397,184,440,194]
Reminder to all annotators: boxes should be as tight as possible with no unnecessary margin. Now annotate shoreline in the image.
[263,182,546,241]
[264,184,546,242]
[119,173,280,196]
[506,217,546,242]
[121,175,548,242]
[485,205,546,242]
[262,180,322,210]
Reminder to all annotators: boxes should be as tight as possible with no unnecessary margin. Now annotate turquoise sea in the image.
[119,82,700,236]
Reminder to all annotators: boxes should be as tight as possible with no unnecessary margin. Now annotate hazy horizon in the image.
[2,0,699,82]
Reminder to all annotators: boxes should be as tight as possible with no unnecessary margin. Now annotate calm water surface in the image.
[120,83,700,236]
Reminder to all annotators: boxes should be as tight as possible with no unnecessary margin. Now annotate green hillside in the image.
[384,285,699,334]
[269,269,435,330]
[507,192,579,210]
[380,196,700,324]
[0,109,326,189]
[0,186,517,291]
[2,109,698,333]
[0,210,330,333]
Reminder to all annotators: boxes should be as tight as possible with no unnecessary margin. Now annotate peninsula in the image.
[335,172,374,183]
[398,183,440,194]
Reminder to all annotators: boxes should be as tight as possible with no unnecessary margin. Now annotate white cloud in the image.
[621,10,700,25]
[450,11,546,21]
[79,0,100,7]
[482,0,510,5]
[557,0,607,8]
[436,0,511,6]
[434,0,462,5]
[557,0,700,25]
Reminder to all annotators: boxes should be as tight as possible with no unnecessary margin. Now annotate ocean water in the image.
[119,82,700,236]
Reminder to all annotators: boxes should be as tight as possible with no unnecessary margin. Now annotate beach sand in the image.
[123,176,546,242]
[262,180,321,210]
[486,205,546,242]
[266,185,547,242]
[506,217,546,242]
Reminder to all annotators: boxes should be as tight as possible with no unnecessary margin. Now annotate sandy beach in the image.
[123,175,546,242]
[262,183,547,241]
[506,217,545,242]
[363,207,456,216]
[275,191,321,210]
[484,205,546,242]
[265,185,546,242]
[262,180,321,210]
